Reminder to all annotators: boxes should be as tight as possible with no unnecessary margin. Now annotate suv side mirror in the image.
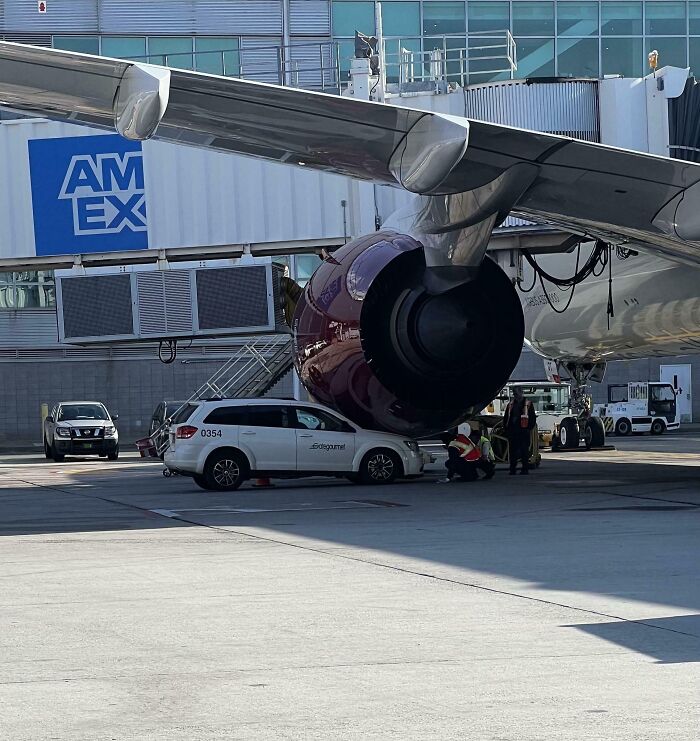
[111,413,119,421]
[46,415,54,423]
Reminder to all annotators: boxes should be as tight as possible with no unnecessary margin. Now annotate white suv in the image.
[164,398,424,491]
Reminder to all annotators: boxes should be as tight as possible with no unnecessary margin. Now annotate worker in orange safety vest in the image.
[438,422,482,483]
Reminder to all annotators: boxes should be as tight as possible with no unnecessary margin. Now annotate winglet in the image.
[389,113,469,193]
[114,63,171,141]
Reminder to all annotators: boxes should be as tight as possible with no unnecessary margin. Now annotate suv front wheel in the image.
[359,449,401,485]
[203,449,248,491]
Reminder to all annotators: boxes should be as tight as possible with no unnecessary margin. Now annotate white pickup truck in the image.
[44,401,119,461]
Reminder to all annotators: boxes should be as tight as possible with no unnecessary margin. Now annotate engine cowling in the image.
[292,231,524,437]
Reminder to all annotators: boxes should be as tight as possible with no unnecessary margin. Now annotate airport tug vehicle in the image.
[592,382,680,435]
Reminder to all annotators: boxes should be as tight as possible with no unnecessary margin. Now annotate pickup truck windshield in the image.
[58,404,109,421]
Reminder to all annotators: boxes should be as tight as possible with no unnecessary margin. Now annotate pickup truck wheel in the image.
[107,447,119,461]
[51,443,65,462]
[204,449,248,491]
[359,449,401,485]
[44,437,52,460]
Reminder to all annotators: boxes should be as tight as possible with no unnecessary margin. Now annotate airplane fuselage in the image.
[522,247,700,363]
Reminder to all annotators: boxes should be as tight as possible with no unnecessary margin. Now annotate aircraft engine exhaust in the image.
[292,232,524,437]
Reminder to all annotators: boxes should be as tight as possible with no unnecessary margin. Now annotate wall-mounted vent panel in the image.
[197,265,270,330]
[137,270,194,336]
[60,273,134,340]
[56,258,286,344]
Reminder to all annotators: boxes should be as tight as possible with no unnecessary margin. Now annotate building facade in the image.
[2,1,700,85]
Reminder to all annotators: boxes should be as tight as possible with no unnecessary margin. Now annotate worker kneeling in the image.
[439,423,496,483]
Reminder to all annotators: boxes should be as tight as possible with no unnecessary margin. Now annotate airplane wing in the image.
[1,41,700,264]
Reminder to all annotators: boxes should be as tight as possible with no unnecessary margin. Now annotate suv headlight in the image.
[403,440,419,453]
[56,427,71,438]
[104,426,116,437]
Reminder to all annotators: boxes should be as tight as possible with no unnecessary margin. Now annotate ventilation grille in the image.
[137,270,193,336]
[61,274,133,340]
[196,266,271,330]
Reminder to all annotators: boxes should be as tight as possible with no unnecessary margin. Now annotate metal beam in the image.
[0,237,347,272]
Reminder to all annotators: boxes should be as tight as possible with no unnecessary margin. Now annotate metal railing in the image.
[148,334,293,457]
[383,31,517,90]
[127,41,341,93]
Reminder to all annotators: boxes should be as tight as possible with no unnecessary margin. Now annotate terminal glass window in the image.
[195,37,240,75]
[148,37,194,70]
[512,2,555,37]
[558,37,599,76]
[691,2,700,34]
[332,1,376,37]
[690,37,700,75]
[0,271,55,310]
[53,36,100,54]
[101,37,147,60]
[423,2,466,35]
[646,37,688,68]
[468,2,510,33]
[514,37,555,76]
[645,2,686,36]
[383,2,420,37]
[601,2,643,35]
[602,36,644,77]
[557,2,598,37]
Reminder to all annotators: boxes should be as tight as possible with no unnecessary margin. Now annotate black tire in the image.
[44,437,52,460]
[107,446,119,461]
[584,417,606,449]
[650,418,666,435]
[559,417,580,450]
[203,449,248,491]
[193,473,214,491]
[615,418,632,436]
[51,442,65,462]
[359,448,402,485]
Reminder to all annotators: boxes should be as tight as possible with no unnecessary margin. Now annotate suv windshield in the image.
[58,404,108,421]
[511,385,570,414]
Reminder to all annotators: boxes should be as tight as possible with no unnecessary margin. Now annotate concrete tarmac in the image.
[0,437,698,740]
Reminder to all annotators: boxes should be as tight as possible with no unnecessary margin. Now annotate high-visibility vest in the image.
[480,436,495,462]
[508,400,532,429]
[449,434,481,462]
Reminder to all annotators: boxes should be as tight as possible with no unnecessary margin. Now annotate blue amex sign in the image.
[29,134,148,255]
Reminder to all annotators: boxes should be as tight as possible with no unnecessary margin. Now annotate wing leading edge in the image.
[1,41,700,264]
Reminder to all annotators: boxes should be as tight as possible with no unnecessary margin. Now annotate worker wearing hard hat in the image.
[438,422,482,483]
[503,386,537,475]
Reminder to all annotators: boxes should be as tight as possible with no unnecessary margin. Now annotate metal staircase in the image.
[144,334,294,457]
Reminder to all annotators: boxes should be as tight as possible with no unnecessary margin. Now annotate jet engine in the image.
[293,232,524,437]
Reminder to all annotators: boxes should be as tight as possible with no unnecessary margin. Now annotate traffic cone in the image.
[253,477,274,488]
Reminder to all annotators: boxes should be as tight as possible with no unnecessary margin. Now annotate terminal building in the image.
[0,0,699,443]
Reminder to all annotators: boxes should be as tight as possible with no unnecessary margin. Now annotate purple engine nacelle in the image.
[292,231,524,437]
